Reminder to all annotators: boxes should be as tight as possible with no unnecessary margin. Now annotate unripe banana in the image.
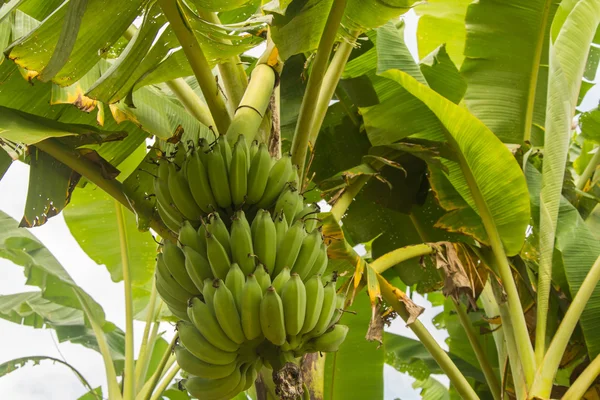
[260,286,286,346]
[206,231,231,280]
[206,213,231,257]
[186,150,217,213]
[213,279,246,344]
[329,293,346,328]
[288,164,301,190]
[274,212,288,251]
[230,135,248,207]
[300,275,325,334]
[182,368,242,399]
[196,224,208,256]
[225,363,249,400]
[246,143,271,204]
[281,273,307,336]
[154,161,184,221]
[206,147,232,208]
[156,201,183,233]
[273,220,306,276]
[254,264,271,293]
[175,345,237,379]
[306,324,349,353]
[297,203,320,232]
[308,244,328,277]
[230,210,255,275]
[271,267,291,293]
[251,210,277,274]
[274,187,303,224]
[183,246,213,292]
[197,138,211,165]
[243,362,259,391]
[156,254,195,302]
[249,139,259,160]
[308,280,337,338]
[291,229,323,280]
[177,321,237,365]
[202,279,217,314]
[167,163,203,221]
[166,303,190,322]
[162,241,201,294]
[225,263,244,312]
[178,220,204,254]
[155,275,188,315]
[216,135,232,172]
[257,154,294,209]
[241,274,263,341]
[188,297,239,352]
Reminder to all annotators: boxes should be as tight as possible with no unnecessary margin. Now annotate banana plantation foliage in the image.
[0,0,599,399]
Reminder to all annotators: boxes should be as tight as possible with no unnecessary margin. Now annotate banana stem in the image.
[148,364,180,400]
[134,282,159,392]
[291,0,348,177]
[158,0,231,134]
[115,201,135,400]
[370,244,435,274]
[225,64,276,143]
[138,333,179,400]
[576,146,600,190]
[35,139,175,242]
[530,255,600,398]
[562,353,600,400]
[330,175,370,221]
[377,273,479,400]
[166,78,216,128]
[308,31,361,145]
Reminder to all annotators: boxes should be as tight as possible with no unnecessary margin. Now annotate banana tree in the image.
[0,0,600,399]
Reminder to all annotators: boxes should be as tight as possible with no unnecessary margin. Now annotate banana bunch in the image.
[153,134,298,233]
[155,207,349,400]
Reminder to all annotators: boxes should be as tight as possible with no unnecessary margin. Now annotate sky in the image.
[1,7,600,400]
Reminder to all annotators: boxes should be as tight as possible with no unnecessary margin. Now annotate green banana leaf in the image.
[580,109,600,143]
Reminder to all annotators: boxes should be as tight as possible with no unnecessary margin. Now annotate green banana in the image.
[182,368,242,399]
[273,220,306,276]
[202,279,217,314]
[154,275,188,314]
[178,220,204,254]
[175,345,237,379]
[300,275,324,334]
[274,186,303,224]
[197,137,211,165]
[287,164,301,190]
[230,210,255,275]
[162,241,200,294]
[297,203,320,232]
[154,161,184,221]
[281,273,307,336]
[206,231,231,280]
[224,364,249,400]
[230,135,248,207]
[241,274,263,341]
[249,139,259,160]
[187,297,239,352]
[272,267,291,293]
[216,135,232,172]
[206,146,232,208]
[165,303,190,321]
[225,263,244,312]
[260,286,286,346]
[186,150,217,213]
[183,246,213,292]
[156,201,182,233]
[329,293,345,328]
[291,229,323,280]
[256,154,294,209]
[308,244,328,277]
[156,254,195,303]
[274,212,288,251]
[177,321,237,365]
[254,264,271,293]
[306,324,349,353]
[243,362,259,391]
[167,163,203,221]
[206,213,232,257]
[251,210,277,274]
[308,280,337,338]
[213,279,246,344]
[196,224,208,256]
[246,143,272,205]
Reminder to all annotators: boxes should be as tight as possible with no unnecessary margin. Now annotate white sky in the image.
[2,8,600,400]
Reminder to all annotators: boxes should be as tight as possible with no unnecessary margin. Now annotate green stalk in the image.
[530,255,600,398]
[166,78,216,128]
[370,243,434,274]
[479,284,507,384]
[576,146,600,190]
[446,133,536,385]
[225,64,276,143]
[196,10,248,108]
[330,175,370,221]
[134,281,159,392]
[562,353,600,400]
[308,31,361,145]
[496,298,527,400]
[377,273,479,400]
[291,0,347,176]
[149,364,181,400]
[158,0,231,134]
[453,301,501,400]
[138,333,178,400]
[115,201,135,400]
[35,138,175,241]
[76,293,123,400]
